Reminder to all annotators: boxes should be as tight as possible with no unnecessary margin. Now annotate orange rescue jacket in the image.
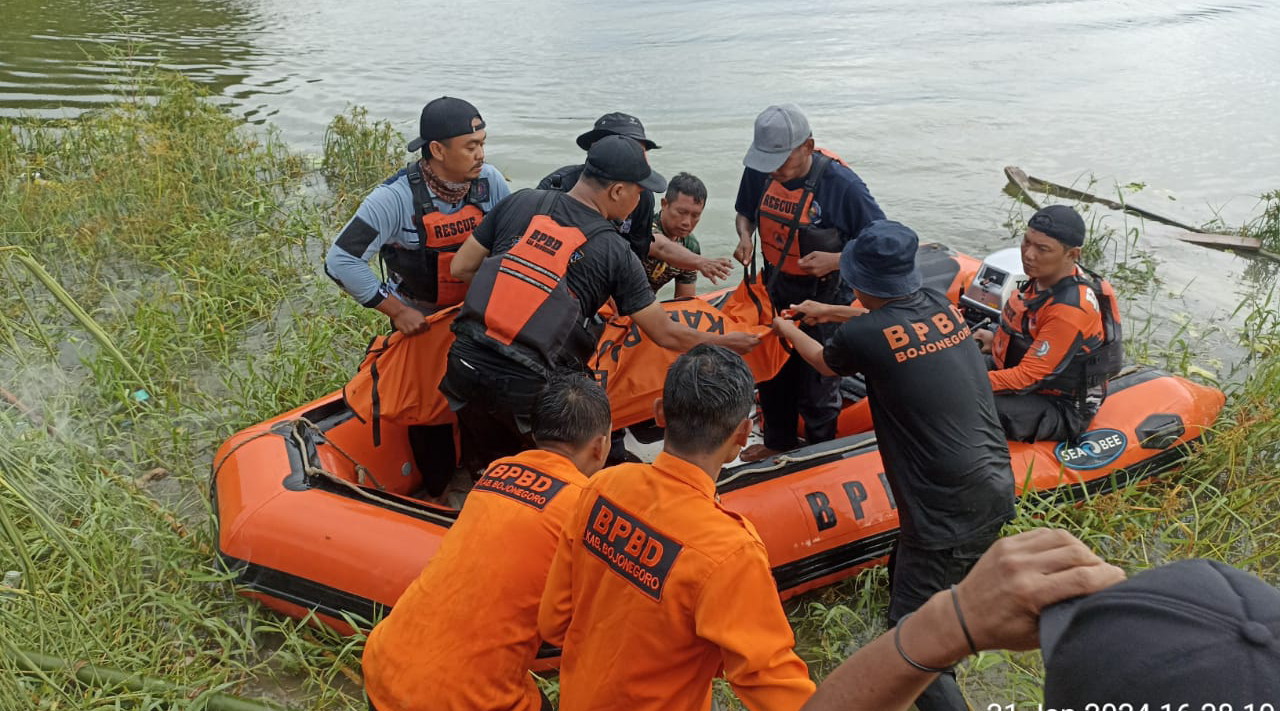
[757,149,846,276]
[380,161,487,306]
[454,194,616,373]
[362,449,588,711]
[539,452,815,711]
[990,267,1122,398]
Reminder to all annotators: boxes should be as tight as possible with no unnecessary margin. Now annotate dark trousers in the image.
[439,352,545,474]
[888,534,999,711]
[993,393,1087,443]
[759,347,842,451]
[760,269,844,452]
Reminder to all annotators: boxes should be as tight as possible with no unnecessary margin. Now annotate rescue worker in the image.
[643,172,725,298]
[538,112,734,285]
[801,529,1127,711]
[444,135,759,473]
[773,220,1016,711]
[973,205,1124,442]
[362,373,612,711]
[324,97,510,334]
[733,104,886,462]
[539,344,815,711]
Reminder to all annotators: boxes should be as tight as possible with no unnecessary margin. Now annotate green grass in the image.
[1241,190,1280,253]
[0,69,388,709]
[2,72,1278,709]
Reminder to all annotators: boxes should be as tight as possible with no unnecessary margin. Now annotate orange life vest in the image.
[996,267,1124,399]
[455,193,614,373]
[757,149,846,276]
[382,162,486,306]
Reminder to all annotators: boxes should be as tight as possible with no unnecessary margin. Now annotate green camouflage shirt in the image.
[642,213,701,292]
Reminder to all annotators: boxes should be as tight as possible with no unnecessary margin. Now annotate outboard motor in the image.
[959,247,1025,325]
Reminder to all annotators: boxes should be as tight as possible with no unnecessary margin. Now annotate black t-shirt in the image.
[823,289,1015,548]
[454,189,655,375]
[538,164,656,261]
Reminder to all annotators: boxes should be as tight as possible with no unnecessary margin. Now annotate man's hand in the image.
[391,306,429,335]
[716,331,761,355]
[801,528,1124,711]
[797,250,841,277]
[697,256,736,284]
[952,528,1126,652]
[376,296,429,336]
[772,315,802,340]
[973,328,994,354]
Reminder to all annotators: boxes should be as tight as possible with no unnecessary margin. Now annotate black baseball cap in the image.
[406,97,485,153]
[839,220,923,298]
[1027,204,1086,248]
[576,112,660,151]
[582,135,667,193]
[1040,559,1280,707]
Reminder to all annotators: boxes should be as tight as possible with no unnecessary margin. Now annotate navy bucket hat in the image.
[839,220,922,298]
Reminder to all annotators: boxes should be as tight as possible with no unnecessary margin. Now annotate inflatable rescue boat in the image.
[211,244,1224,660]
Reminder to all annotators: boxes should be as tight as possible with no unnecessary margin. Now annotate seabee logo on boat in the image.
[1054,428,1127,470]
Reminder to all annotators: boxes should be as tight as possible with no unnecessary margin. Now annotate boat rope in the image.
[210,428,283,478]
[719,435,880,487]
[291,419,383,491]
[210,418,457,527]
[285,421,457,526]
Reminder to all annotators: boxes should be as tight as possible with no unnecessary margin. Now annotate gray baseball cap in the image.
[743,104,812,173]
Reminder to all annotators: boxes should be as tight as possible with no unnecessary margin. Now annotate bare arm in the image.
[772,317,837,376]
[631,302,759,354]
[734,214,757,265]
[790,299,869,325]
[674,281,698,299]
[803,529,1127,711]
[649,232,734,284]
[450,236,490,283]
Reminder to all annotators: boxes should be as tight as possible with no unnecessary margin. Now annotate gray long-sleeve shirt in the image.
[324,162,510,307]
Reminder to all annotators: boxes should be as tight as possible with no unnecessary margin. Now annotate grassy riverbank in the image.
[2,75,1276,709]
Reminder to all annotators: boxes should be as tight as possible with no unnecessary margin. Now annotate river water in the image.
[3,0,1278,368]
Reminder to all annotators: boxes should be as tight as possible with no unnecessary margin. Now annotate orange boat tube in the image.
[210,244,1224,666]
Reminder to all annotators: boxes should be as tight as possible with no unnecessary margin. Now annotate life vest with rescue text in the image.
[757,149,847,276]
[380,161,487,306]
[997,267,1124,400]
[455,192,614,373]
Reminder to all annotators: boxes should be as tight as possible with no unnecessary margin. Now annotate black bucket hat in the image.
[576,112,659,151]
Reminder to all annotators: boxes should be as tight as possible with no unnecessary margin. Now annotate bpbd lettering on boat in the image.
[803,471,898,532]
